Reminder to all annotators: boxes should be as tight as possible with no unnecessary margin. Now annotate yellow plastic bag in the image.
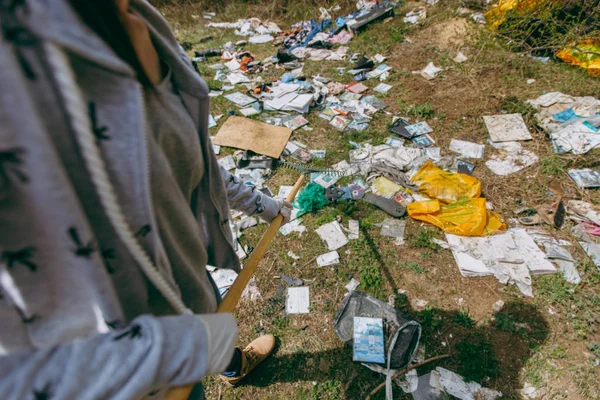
[373,176,402,197]
[411,162,481,204]
[556,40,600,77]
[407,198,506,236]
[485,0,561,30]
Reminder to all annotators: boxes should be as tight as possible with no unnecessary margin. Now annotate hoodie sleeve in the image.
[0,313,237,400]
[220,165,280,223]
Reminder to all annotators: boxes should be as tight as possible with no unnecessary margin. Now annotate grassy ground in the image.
[159,1,600,398]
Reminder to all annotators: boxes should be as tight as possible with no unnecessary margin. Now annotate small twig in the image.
[344,370,359,395]
[364,354,452,400]
[299,255,317,269]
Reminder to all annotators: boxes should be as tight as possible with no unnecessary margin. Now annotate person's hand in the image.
[275,198,293,224]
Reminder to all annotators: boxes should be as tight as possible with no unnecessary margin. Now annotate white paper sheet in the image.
[317,251,340,267]
[483,114,532,142]
[446,228,555,297]
[286,287,310,314]
[218,155,236,170]
[449,139,485,159]
[485,141,538,176]
[316,221,349,250]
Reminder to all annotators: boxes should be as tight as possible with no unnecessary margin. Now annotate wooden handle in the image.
[165,174,305,400]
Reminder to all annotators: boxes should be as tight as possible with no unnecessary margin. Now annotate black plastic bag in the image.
[333,291,421,370]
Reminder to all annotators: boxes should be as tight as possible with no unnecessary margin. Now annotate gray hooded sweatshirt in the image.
[0,0,279,399]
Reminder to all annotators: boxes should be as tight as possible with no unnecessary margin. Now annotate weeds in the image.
[398,101,435,119]
[407,227,440,251]
[495,312,517,333]
[499,95,538,127]
[417,306,443,330]
[310,379,342,400]
[540,155,569,176]
[456,334,500,383]
[549,344,567,360]
[400,261,426,274]
[453,308,475,328]
[273,316,289,330]
[360,264,383,290]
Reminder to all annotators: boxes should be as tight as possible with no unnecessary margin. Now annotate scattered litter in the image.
[380,218,407,245]
[284,115,310,130]
[581,241,600,270]
[449,139,484,159]
[286,287,310,314]
[404,8,427,24]
[397,369,419,394]
[240,106,261,117]
[373,176,402,197]
[485,141,538,176]
[413,298,429,309]
[446,228,556,296]
[214,116,292,158]
[207,18,281,37]
[281,274,303,287]
[208,114,217,128]
[330,115,351,131]
[453,51,467,63]
[347,220,360,240]
[242,277,262,301]
[374,83,393,94]
[493,300,505,312]
[249,34,274,44]
[309,149,326,159]
[410,161,481,204]
[218,154,236,170]
[287,251,300,260]
[353,317,385,363]
[345,278,360,292]
[278,185,293,199]
[568,169,600,188]
[430,367,502,400]
[334,290,422,381]
[527,78,536,84]
[540,241,580,284]
[373,53,386,63]
[483,114,532,142]
[224,92,257,107]
[520,382,538,399]
[412,134,436,147]
[280,218,306,236]
[346,82,369,94]
[470,12,486,24]
[527,92,600,154]
[316,221,349,250]
[419,62,443,80]
[567,200,600,226]
[210,268,238,296]
[406,121,433,137]
[317,251,340,267]
[296,182,328,213]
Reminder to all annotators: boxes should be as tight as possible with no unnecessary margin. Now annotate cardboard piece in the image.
[213,116,293,158]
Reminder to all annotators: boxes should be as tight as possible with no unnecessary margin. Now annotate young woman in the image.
[0,0,291,398]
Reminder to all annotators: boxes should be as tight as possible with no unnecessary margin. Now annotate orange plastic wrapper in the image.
[556,40,600,78]
[411,162,481,204]
[407,199,506,237]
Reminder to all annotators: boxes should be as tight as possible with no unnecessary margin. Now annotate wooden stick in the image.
[165,174,305,400]
[218,174,305,312]
[364,354,451,400]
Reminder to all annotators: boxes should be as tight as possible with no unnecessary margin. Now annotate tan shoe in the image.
[220,334,276,386]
